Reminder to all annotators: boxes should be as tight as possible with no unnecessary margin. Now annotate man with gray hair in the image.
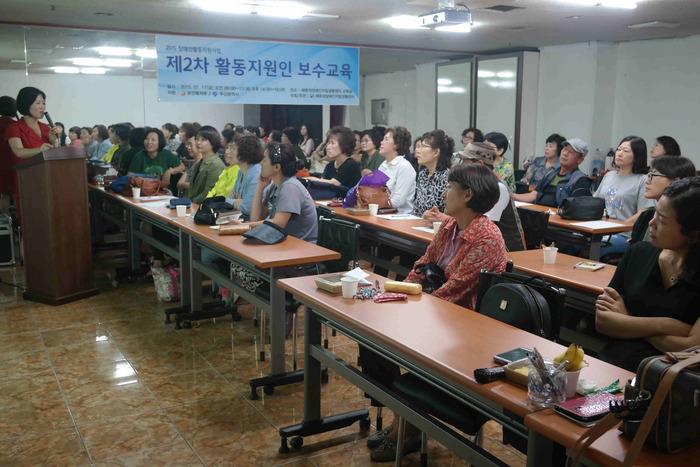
[512,137,591,207]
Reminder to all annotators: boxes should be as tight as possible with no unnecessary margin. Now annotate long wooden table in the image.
[88,185,340,397]
[516,203,633,261]
[277,273,631,465]
[526,408,700,466]
[316,202,432,276]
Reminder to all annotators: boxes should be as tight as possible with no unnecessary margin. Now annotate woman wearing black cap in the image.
[6,87,59,160]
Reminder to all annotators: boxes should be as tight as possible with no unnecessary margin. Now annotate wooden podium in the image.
[15,147,98,305]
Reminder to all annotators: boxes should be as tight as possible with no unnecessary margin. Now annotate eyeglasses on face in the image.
[647,172,669,181]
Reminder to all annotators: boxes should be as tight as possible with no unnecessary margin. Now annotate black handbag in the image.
[193,196,234,225]
[413,263,447,294]
[558,196,606,220]
[478,281,551,338]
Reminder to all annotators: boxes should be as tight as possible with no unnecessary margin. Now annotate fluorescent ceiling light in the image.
[435,23,472,33]
[437,85,467,94]
[384,15,422,29]
[628,21,679,29]
[54,67,80,74]
[197,1,309,18]
[496,71,515,78]
[103,59,133,68]
[95,46,132,56]
[72,58,103,66]
[563,0,637,9]
[81,68,107,74]
[135,48,157,58]
[437,78,452,85]
[478,70,495,78]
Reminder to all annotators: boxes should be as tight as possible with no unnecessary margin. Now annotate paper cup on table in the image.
[340,277,360,299]
[132,187,141,198]
[176,205,187,218]
[368,204,379,216]
[565,370,581,398]
[433,222,442,234]
[543,247,558,264]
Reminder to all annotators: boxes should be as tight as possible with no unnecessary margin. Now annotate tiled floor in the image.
[0,248,528,466]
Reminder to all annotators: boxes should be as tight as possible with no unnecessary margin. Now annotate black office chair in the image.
[390,266,566,465]
[518,209,550,250]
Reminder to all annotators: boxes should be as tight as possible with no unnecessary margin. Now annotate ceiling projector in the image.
[419,9,473,28]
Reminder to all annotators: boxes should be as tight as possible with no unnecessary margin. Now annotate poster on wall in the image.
[156,35,359,105]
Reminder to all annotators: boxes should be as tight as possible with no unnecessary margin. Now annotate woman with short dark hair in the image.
[650,135,681,158]
[484,131,515,191]
[367,163,508,461]
[92,124,112,160]
[161,123,180,155]
[304,125,361,189]
[521,133,565,185]
[596,177,700,371]
[226,134,264,220]
[127,128,185,188]
[358,128,385,175]
[185,126,226,204]
[412,130,454,217]
[7,87,58,159]
[80,127,97,156]
[68,126,83,148]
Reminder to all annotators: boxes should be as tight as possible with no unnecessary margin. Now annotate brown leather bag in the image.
[356,185,392,209]
[122,176,167,197]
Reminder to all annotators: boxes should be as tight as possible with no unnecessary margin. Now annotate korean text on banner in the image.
[156,35,359,105]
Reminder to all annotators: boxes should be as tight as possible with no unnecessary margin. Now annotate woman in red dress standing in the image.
[5,87,60,219]
[0,96,18,216]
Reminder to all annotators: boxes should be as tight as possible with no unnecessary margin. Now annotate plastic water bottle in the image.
[591,148,604,175]
[606,147,615,171]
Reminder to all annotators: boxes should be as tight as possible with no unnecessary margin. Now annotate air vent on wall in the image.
[481,5,524,13]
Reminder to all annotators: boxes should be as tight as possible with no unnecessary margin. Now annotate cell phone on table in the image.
[493,347,531,365]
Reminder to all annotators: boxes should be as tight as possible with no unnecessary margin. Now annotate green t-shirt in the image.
[127,149,181,178]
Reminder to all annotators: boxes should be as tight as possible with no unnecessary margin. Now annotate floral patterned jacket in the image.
[405,215,507,310]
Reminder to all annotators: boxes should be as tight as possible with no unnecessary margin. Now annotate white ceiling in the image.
[1,0,699,75]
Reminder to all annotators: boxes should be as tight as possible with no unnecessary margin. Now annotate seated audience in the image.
[226,135,263,220]
[231,142,317,243]
[128,127,185,188]
[177,122,196,159]
[452,127,484,165]
[258,125,268,143]
[596,177,700,372]
[184,126,226,204]
[54,122,67,146]
[0,96,17,215]
[115,127,145,177]
[350,130,364,166]
[92,124,113,161]
[103,123,130,165]
[631,156,696,243]
[521,133,565,186]
[358,128,385,175]
[176,135,201,195]
[81,127,97,156]
[412,129,453,217]
[68,126,83,148]
[513,138,591,207]
[484,131,515,191]
[300,124,315,158]
[366,163,508,462]
[281,126,306,166]
[206,139,240,198]
[268,130,283,144]
[304,126,361,189]
[594,136,655,249]
[378,126,416,214]
[650,135,681,158]
[161,123,180,155]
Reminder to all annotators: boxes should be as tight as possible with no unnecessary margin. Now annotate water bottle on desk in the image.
[591,148,604,176]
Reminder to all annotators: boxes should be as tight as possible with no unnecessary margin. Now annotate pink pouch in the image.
[373,293,408,303]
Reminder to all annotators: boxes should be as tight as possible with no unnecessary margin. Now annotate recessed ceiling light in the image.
[95,46,132,56]
[196,1,309,19]
[54,66,80,74]
[497,71,515,78]
[628,21,680,29]
[81,68,107,74]
[478,70,495,78]
[437,78,452,85]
